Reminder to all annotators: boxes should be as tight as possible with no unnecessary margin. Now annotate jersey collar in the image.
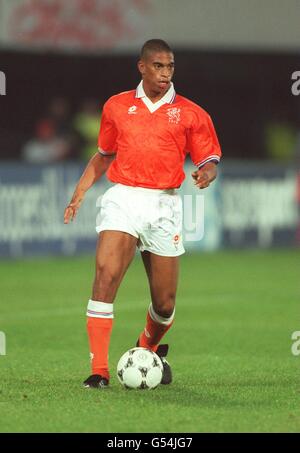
[135,80,176,113]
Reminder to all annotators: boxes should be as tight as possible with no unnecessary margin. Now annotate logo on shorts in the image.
[173,234,180,249]
[128,105,137,114]
[167,107,181,124]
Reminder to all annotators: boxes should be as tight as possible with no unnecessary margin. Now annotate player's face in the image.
[138,51,175,98]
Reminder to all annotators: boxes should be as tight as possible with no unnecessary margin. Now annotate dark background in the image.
[1,48,299,161]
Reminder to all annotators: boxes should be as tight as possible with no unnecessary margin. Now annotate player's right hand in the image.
[64,191,85,224]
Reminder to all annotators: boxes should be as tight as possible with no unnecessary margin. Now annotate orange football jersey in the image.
[98,87,221,189]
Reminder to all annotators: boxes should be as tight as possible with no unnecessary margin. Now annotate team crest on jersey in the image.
[167,107,181,124]
[128,105,137,114]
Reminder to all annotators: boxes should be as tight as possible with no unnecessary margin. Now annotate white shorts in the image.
[96,184,185,257]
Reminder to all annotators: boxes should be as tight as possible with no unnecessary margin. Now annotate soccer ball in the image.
[117,347,163,389]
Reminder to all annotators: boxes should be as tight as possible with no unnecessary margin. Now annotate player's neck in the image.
[142,82,168,103]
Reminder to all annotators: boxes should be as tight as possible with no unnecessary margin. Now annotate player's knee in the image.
[157,306,175,319]
[94,264,119,289]
[154,294,176,318]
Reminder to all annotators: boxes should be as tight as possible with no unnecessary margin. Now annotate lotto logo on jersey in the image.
[128,105,137,114]
[167,107,181,124]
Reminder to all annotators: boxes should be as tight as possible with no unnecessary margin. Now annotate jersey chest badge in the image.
[166,107,181,124]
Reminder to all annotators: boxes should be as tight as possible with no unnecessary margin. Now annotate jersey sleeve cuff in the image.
[196,155,220,169]
[98,147,116,157]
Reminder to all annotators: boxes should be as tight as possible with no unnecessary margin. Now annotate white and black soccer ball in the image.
[117,347,163,389]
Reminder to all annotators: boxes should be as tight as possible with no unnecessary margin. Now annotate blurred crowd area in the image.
[264,118,300,165]
[21,97,102,164]
[1,48,299,165]
[20,96,300,165]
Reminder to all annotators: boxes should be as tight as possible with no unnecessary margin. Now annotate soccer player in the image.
[64,39,222,388]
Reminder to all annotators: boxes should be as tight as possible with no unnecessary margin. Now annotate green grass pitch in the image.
[0,250,299,433]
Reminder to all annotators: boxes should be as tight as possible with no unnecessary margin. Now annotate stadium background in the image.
[0,0,299,433]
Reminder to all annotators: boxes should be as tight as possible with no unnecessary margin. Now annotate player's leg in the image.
[92,231,137,302]
[138,251,178,349]
[143,252,179,319]
[137,251,178,384]
[84,230,137,388]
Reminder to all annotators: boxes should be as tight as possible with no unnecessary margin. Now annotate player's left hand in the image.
[64,189,85,224]
[191,162,217,189]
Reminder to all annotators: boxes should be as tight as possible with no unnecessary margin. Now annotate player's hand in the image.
[191,162,217,189]
[64,190,85,224]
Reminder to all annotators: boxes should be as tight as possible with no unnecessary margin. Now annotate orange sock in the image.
[138,305,174,352]
[86,299,114,380]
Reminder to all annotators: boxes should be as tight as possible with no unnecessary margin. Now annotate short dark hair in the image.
[140,39,173,60]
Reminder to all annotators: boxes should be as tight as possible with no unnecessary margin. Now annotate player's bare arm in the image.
[191,162,218,189]
[64,151,114,224]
